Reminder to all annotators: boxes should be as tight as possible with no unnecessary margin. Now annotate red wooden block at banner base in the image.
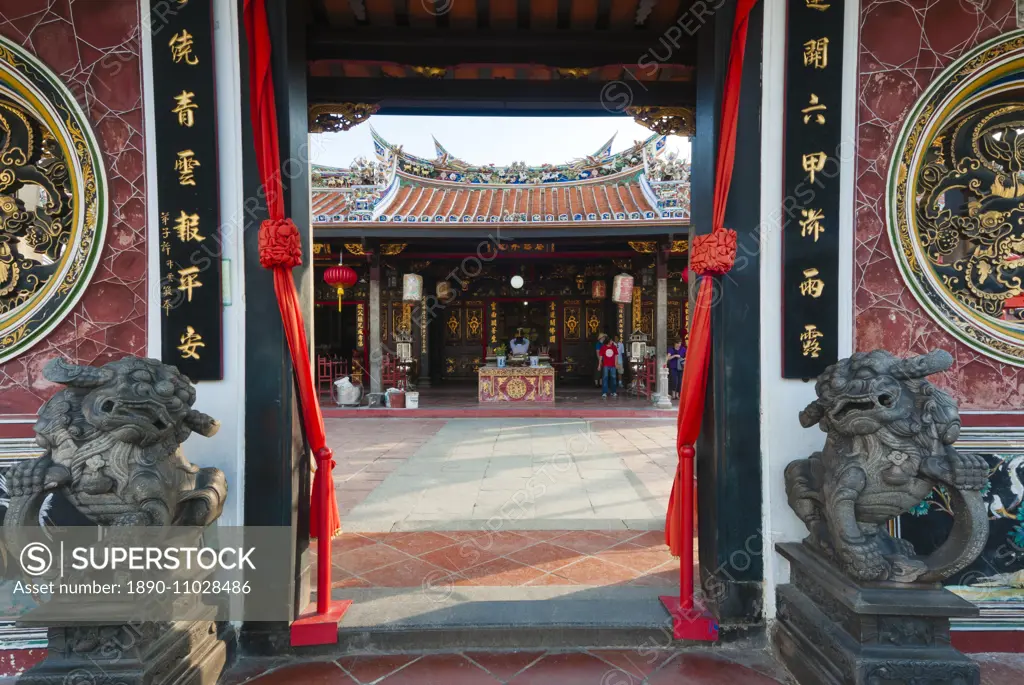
[659,596,719,641]
[289,600,352,647]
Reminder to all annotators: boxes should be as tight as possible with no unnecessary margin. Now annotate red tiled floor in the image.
[331,534,378,554]
[552,556,641,585]
[546,530,620,555]
[377,654,501,684]
[978,654,1024,684]
[470,531,537,556]
[420,540,500,572]
[505,652,630,685]
[317,530,692,588]
[381,531,457,556]
[463,652,546,681]
[506,542,581,572]
[458,557,547,586]
[590,649,678,680]
[246,662,357,684]
[596,542,676,573]
[646,654,784,684]
[336,654,419,683]
[332,543,414,575]
[359,557,449,588]
[626,530,671,550]
[227,649,788,684]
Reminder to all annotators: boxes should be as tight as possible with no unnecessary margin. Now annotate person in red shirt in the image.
[599,338,619,397]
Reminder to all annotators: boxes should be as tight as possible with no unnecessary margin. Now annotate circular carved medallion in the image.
[504,377,528,399]
[888,31,1024,365]
[0,37,107,362]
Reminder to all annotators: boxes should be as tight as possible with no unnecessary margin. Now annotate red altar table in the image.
[478,366,555,402]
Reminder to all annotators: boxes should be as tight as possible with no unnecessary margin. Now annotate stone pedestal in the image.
[655,367,673,408]
[19,615,229,685]
[773,542,980,685]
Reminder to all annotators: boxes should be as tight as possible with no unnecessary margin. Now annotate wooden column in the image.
[693,0,764,628]
[655,245,672,408]
[369,252,382,394]
[239,0,310,652]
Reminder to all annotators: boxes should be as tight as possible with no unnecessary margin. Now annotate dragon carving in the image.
[916,103,1024,322]
[785,350,989,583]
[4,356,227,532]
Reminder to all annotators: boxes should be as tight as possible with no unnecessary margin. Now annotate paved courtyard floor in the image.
[222,650,1024,685]
[327,418,679,532]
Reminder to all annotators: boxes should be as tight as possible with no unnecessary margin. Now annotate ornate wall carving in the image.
[858,0,1020,409]
[888,30,1024,367]
[0,3,145,415]
[0,35,107,362]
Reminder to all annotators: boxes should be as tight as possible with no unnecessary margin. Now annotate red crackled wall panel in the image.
[0,0,147,416]
[856,0,1022,410]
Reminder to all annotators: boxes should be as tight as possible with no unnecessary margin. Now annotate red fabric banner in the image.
[244,0,341,543]
[665,0,757,557]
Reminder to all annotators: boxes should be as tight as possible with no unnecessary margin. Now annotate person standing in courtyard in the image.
[594,333,608,386]
[667,337,686,400]
[600,335,619,397]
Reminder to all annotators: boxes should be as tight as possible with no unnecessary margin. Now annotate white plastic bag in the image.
[333,376,362,406]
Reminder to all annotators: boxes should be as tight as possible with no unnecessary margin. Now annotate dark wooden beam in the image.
[308,76,695,112]
[307,27,697,66]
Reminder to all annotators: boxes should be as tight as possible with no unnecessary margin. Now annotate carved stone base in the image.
[773,542,980,685]
[18,616,229,685]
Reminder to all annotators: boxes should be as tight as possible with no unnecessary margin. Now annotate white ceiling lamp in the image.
[510,275,524,289]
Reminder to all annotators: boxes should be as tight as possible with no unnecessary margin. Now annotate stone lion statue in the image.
[785,350,989,583]
[4,356,227,530]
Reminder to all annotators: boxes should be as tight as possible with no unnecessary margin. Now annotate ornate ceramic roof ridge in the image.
[365,126,672,185]
[390,164,645,188]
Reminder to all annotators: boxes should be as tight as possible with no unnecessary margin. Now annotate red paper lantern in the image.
[681,269,689,283]
[324,264,358,312]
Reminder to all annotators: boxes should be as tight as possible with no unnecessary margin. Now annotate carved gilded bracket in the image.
[309,103,380,133]
[626,106,695,136]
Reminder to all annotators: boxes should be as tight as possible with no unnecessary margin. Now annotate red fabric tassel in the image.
[666,277,713,555]
[665,0,758,556]
[244,0,341,542]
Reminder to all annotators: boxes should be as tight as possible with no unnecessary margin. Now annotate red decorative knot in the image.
[690,228,738,276]
[314,446,336,469]
[258,218,303,269]
[679,445,696,460]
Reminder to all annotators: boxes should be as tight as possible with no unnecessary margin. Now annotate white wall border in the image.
[141,0,160,359]
[758,0,860,622]
[140,0,246,528]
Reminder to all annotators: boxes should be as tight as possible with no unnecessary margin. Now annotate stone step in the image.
[288,587,762,654]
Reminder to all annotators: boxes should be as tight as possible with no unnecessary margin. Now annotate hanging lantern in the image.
[437,281,453,302]
[591,280,607,299]
[402,273,423,301]
[612,273,634,303]
[323,262,358,312]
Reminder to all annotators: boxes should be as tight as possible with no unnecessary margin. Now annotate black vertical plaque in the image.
[151,0,223,380]
[782,0,844,379]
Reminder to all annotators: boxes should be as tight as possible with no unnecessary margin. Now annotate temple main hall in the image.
[310,129,691,405]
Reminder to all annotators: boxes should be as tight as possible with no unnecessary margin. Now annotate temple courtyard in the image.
[330,418,676,532]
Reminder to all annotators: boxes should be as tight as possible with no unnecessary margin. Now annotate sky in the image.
[309,115,691,168]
